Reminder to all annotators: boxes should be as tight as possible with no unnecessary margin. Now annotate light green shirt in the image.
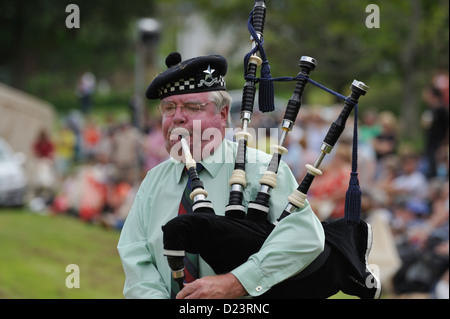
[117,139,324,298]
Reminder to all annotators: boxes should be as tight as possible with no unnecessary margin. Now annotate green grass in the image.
[0,208,124,299]
[0,208,360,299]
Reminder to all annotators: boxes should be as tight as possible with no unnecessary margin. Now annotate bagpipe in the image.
[162,0,381,299]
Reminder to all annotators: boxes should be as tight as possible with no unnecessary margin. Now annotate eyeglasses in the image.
[158,101,211,117]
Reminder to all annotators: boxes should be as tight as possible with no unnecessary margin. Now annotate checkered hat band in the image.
[158,76,226,98]
[159,78,195,96]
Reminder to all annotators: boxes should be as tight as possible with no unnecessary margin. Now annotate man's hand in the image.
[176,273,247,299]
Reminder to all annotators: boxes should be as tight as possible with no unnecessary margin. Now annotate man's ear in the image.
[220,104,230,123]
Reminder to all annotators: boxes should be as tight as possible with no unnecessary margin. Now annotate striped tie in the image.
[171,164,203,298]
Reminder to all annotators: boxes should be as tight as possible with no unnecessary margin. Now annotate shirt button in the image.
[256,286,263,292]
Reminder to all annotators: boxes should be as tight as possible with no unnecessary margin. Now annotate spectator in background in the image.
[385,152,429,207]
[30,129,56,209]
[360,109,381,144]
[409,180,449,250]
[432,71,449,108]
[372,111,398,179]
[421,85,449,179]
[76,72,96,114]
[82,118,102,160]
[434,145,449,180]
[371,155,399,206]
[33,129,54,159]
[66,110,85,162]
[54,123,76,178]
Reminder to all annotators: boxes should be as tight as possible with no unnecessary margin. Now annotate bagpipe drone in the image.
[162,0,382,299]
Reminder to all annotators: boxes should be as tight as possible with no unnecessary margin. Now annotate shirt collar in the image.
[174,139,228,184]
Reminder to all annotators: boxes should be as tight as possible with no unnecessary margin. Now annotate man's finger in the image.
[176,282,195,299]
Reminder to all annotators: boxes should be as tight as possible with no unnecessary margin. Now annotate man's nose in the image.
[172,106,187,124]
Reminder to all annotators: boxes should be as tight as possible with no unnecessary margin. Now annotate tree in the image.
[160,0,448,140]
[0,0,155,91]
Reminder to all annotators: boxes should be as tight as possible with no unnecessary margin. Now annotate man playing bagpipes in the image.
[117,52,325,299]
[118,0,381,299]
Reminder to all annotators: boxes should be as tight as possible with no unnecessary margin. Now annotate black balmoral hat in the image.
[146,52,228,100]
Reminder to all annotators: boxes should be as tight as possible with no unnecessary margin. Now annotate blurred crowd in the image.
[27,73,448,299]
[29,109,168,230]
[281,73,448,299]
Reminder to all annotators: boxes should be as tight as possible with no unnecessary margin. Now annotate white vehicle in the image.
[0,137,27,207]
